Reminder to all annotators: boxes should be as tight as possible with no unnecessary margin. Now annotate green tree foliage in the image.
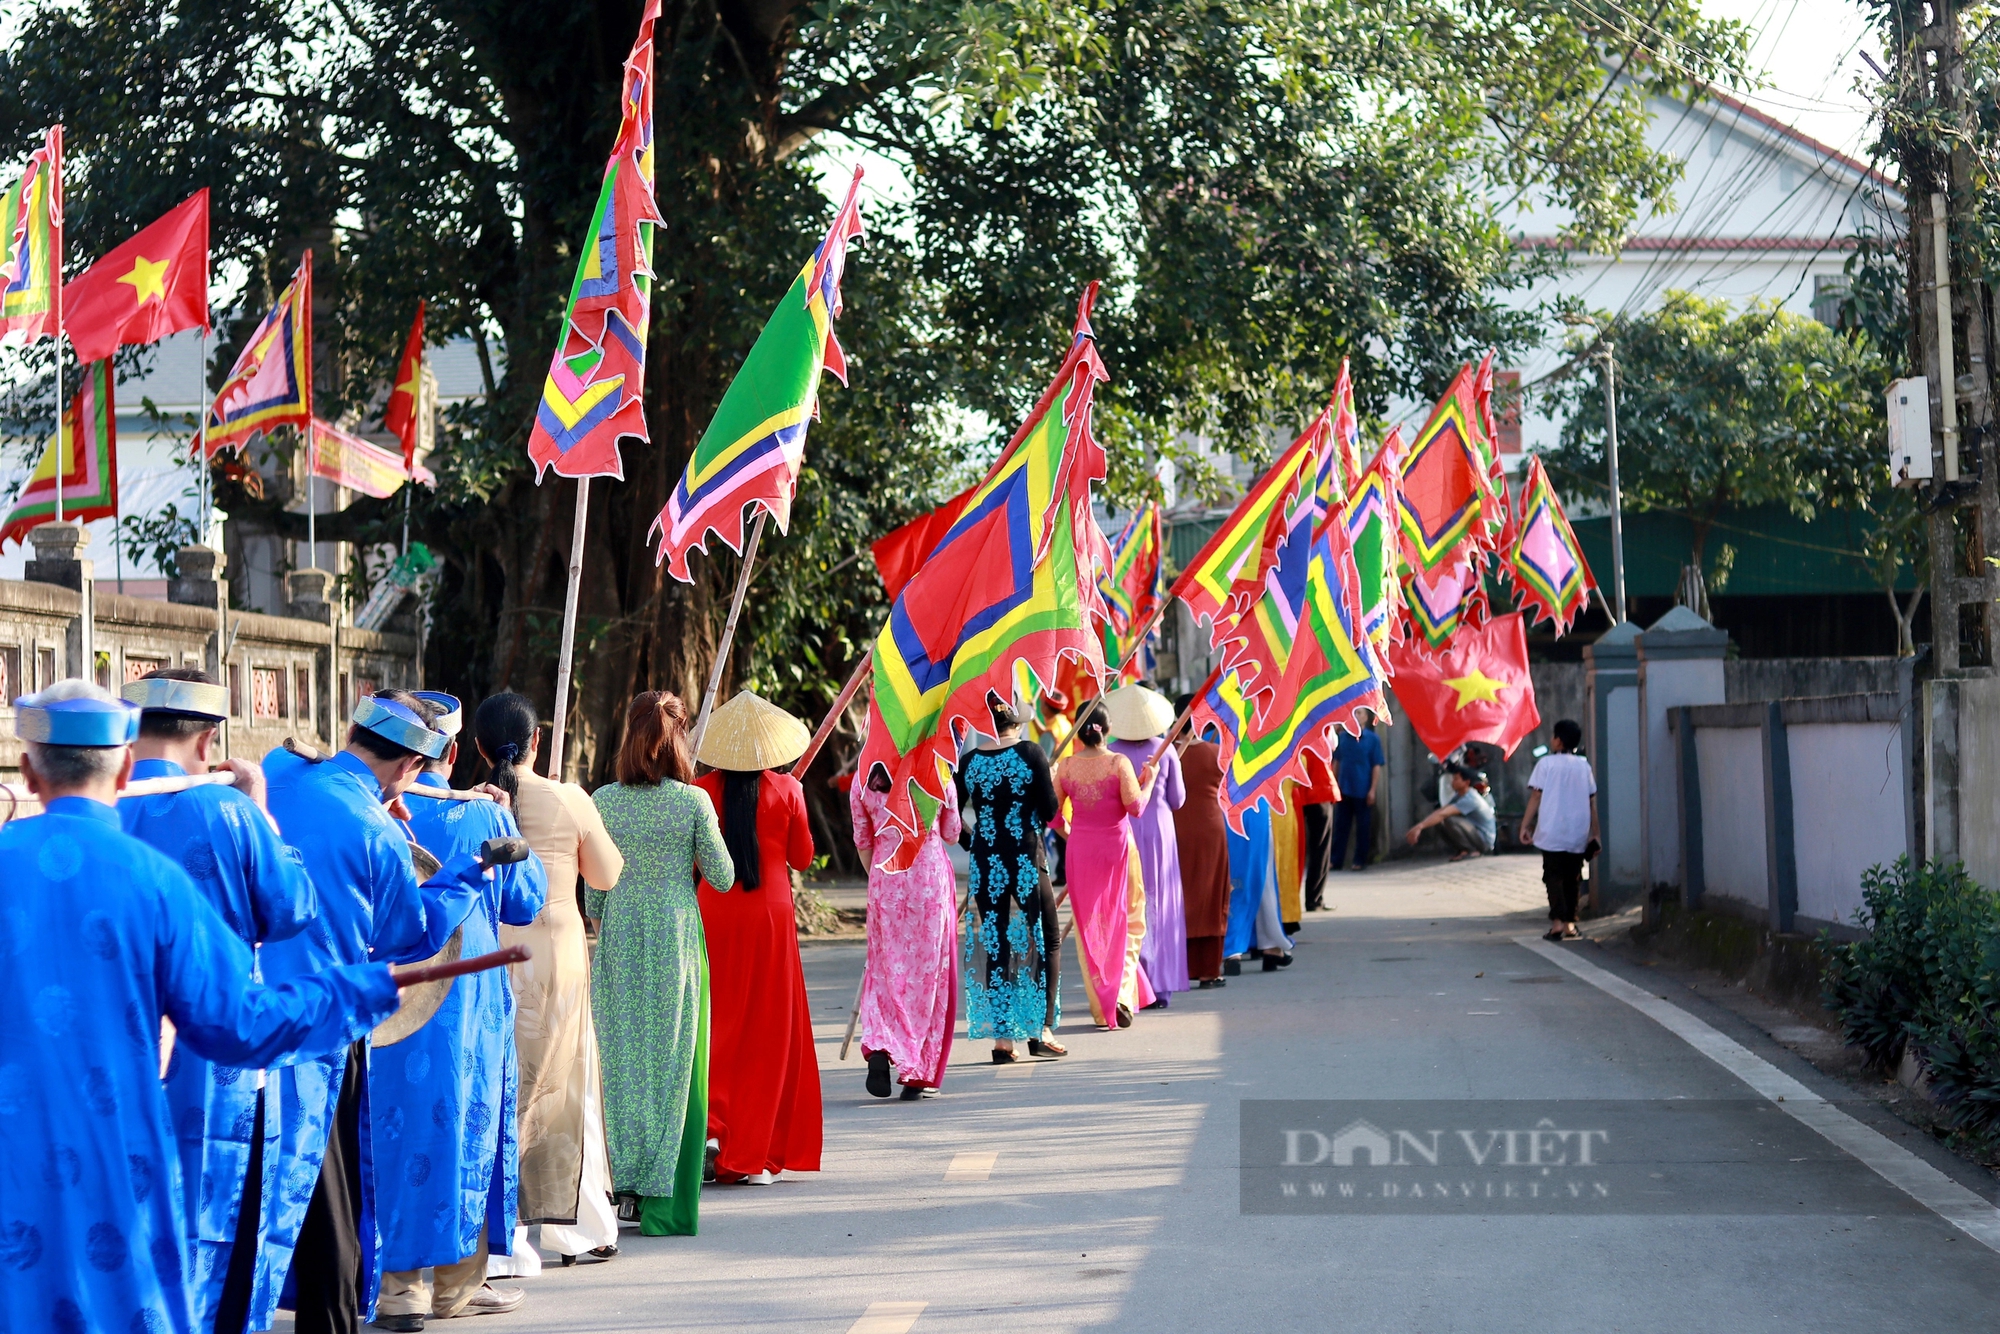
[1546,292,1893,595]
[2,0,1749,782]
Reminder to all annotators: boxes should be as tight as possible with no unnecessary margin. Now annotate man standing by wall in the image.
[1519,718,1599,942]
[1329,709,1385,873]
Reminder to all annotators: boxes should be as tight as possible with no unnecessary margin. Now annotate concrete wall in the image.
[1948,675,2000,891]
[0,576,418,773]
[1788,719,1908,930]
[1694,726,1769,913]
[1727,658,1908,704]
[1677,691,1912,937]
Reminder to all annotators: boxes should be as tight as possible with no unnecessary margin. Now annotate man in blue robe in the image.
[258,691,491,1334]
[0,682,402,1334]
[119,669,320,1334]
[372,693,547,1331]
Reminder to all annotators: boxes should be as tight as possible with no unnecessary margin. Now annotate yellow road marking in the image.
[846,1300,928,1333]
[943,1150,997,1182]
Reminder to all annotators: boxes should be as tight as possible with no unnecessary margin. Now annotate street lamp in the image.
[1560,313,1630,625]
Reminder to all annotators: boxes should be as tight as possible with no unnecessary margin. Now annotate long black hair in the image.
[720,770,763,889]
[474,692,538,803]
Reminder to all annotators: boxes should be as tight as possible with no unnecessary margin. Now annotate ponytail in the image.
[473,692,539,801]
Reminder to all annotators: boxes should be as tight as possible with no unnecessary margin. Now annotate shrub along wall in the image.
[1822,858,2000,1138]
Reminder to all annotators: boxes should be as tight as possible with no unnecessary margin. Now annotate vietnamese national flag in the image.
[869,480,977,602]
[63,190,208,364]
[1385,610,1540,759]
[382,300,425,469]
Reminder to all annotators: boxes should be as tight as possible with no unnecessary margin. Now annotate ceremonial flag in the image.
[1506,454,1596,635]
[526,0,664,482]
[857,288,1109,866]
[0,126,61,344]
[1385,610,1540,759]
[1102,501,1162,635]
[0,359,115,548]
[1343,426,1403,651]
[1398,364,1505,572]
[205,252,311,455]
[63,190,208,363]
[382,300,425,469]
[653,166,866,578]
[309,418,433,500]
[1326,357,1363,507]
[1168,413,1323,628]
[1194,511,1385,830]
[870,481,977,603]
[1400,560,1483,649]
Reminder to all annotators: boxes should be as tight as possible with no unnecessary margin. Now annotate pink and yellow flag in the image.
[205,252,311,454]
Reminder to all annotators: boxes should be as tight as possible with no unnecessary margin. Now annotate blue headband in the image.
[352,695,451,760]
[122,677,229,721]
[15,695,142,746]
[412,691,463,738]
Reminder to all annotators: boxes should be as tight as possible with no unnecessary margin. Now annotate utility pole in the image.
[1599,343,1629,624]
[1897,0,2000,867]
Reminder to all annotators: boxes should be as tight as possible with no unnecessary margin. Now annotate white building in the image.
[1492,85,1901,458]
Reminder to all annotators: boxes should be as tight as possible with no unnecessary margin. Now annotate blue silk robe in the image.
[372,775,547,1271]
[0,796,398,1334]
[257,749,488,1323]
[119,757,320,1331]
[1224,801,1272,957]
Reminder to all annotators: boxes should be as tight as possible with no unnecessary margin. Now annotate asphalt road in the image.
[317,856,2000,1332]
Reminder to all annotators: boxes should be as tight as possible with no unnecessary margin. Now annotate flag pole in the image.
[546,477,590,781]
[690,510,768,757]
[197,328,210,542]
[1144,662,1224,768]
[793,645,873,779]
[1050,599,1169,764]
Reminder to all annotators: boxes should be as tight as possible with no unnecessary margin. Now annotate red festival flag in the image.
[870,480,977,603]
[382,300,425,469]
[858,287,1110,866]
[63,190,209,363]
[1384,610,1540,759]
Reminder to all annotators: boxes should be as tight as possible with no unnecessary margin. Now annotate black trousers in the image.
[1542,850,1587,922]
[211,1088,267,1334]
[1302,803,1333,908]
[1038,867,1064,1031]
[293,1042,367,1334]
[1330,797,1373,869]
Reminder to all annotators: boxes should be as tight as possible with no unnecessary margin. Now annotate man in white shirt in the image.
[1518,718,1599,941]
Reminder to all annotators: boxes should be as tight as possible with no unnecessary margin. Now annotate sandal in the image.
[1028,1037,1067,1057]
[991,1047,1018,1064]
[1542,928,1564,941]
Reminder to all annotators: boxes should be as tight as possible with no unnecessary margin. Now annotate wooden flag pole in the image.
[546,477,591,781]
[690,510,768,757]
[1048,600,1170,765]
[1143,662,1223,769]
[794,645,873,778]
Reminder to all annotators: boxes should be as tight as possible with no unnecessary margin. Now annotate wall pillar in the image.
[25,521,94,682]
[1584,620,1642,900]
[1636,606,1729,893]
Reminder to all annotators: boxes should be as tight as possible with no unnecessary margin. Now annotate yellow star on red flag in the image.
[1441,668,1509,710]
[118,254,170,305]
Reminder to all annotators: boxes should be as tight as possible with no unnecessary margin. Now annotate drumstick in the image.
[393,943,531,988]
[839,968,867,1061]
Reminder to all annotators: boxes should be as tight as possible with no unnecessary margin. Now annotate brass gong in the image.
[372,840,463,1046]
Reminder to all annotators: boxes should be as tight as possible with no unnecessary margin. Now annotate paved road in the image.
[320,857,2000,1332]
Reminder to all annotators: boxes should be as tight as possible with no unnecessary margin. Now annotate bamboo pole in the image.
[1143,662,1223,768]
[546,477,591,780]
[1048,599,1170,764]
[794,646,872,778]
[690,510,768,757]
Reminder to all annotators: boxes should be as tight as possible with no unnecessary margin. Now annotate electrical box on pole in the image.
[1888,377,1934,485]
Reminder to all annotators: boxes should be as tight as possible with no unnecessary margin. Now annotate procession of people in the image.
[2,659,1498,1334]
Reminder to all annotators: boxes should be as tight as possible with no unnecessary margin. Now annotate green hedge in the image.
[1822,857,2000,1136]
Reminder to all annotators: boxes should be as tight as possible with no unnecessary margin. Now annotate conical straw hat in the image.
[1104,684,1174,742]
[697,690,811,772]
